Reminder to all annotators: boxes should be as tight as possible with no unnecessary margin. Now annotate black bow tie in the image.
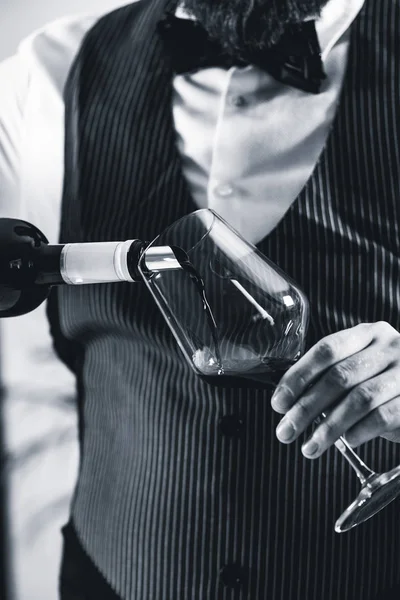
[158,14,326,94]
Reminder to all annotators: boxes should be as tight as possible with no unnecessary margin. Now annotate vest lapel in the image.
[257,0,400,346]
[61,0,195,245]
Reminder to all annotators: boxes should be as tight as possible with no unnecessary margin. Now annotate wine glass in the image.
[138,208,400,532]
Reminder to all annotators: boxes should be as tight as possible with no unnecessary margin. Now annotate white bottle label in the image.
[60,241,137,285]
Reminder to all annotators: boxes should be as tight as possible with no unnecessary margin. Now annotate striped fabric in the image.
[47,0,400,598]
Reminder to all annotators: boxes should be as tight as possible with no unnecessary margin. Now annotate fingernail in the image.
[271,385,293,411]
[276,419,295,442]
[302,439,319,457]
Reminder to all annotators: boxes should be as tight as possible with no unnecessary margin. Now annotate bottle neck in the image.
[34,240,186,287]
[35,240,146,286]
[35,240,186,287]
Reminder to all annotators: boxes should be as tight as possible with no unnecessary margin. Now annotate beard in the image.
[182,0,329,55]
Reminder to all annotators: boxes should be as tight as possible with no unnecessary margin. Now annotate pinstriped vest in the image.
[48,0,400,598]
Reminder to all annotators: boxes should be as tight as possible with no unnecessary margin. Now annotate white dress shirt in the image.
[0,0,364,245]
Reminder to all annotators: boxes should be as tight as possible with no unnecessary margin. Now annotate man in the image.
[1,0,400,598]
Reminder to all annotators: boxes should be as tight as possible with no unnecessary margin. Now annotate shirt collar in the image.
[176,0,365,62]
[317,0,365,60]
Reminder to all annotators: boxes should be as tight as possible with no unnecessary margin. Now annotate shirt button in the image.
[218,415,244,438]
[229,94,246,107]
[214,183,235,197]
[219,564,246,588]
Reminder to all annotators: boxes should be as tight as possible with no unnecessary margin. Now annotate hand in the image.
[270,321,400,458]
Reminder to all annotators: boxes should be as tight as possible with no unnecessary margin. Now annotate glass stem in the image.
[319,413,375,485]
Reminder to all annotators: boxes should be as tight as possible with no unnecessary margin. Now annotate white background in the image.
[0,2,127,599]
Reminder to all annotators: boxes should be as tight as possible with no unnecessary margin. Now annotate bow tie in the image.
[158,14,326,94]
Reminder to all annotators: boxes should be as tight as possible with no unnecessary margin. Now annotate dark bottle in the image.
[0,218,180,318]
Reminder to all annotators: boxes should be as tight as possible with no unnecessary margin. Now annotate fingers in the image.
[344,397,400,447]
[300,370,400,457]
[274,343,394,445]
[271,322,383,414]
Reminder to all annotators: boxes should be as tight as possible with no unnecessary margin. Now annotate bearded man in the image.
[1,0,400,598]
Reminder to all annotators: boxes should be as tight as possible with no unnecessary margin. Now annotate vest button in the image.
[219,564,246,588]
[218,415,244,438]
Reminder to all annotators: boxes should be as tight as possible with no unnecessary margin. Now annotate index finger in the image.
[271,322,376,413]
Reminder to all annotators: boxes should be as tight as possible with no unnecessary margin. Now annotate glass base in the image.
[335,465,400,533]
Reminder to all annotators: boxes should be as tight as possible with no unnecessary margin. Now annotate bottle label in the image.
[60,241,137,285]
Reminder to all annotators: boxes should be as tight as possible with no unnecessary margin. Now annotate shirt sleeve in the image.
[0,52,30,217]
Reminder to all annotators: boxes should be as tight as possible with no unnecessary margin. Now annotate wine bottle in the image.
[0,218,181,318]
